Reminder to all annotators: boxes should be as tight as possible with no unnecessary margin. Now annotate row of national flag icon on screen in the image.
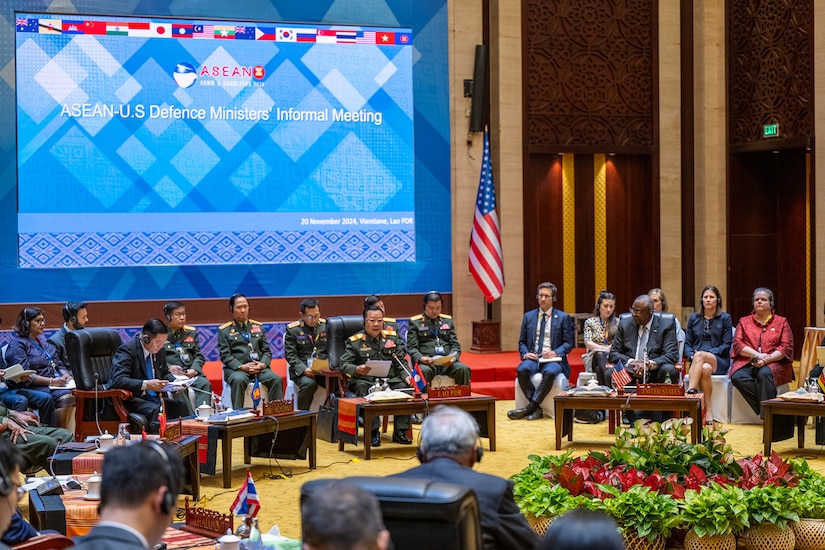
[15,17,411,45]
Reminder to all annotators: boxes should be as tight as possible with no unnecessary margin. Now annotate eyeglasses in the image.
[171,312,186,318]
[32,317,46,325]
[537,294,554,299]
[630,307,650,314]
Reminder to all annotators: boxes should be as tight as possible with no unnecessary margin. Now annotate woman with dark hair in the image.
[684,285,732,425]
[5,307,74,427]
[648,287,685,358]
[730,287,795,440]
[539,509,625,550]
[582,290,619,386]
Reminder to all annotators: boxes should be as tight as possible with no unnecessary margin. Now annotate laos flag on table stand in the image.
[231,469,260,517]
[412,364,428,392]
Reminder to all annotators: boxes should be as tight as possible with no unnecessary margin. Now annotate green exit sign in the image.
[763,123,779,138]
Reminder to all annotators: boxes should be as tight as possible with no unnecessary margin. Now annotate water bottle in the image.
[247,517,263,550]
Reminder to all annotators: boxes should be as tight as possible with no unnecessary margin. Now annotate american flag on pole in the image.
[468,129,504,303]
[611,359,632,389]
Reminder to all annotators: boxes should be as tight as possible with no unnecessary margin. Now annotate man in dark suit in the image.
[508,282,575,420]
[110,318,190,432]
[72,441,183,550]
[391,406,539,550]
[608,294,680,385]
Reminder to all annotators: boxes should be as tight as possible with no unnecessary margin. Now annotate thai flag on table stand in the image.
[468,129,504,303]
[612,360,632,389]
[230,469,260,517]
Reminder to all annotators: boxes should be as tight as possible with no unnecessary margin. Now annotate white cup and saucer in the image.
[197,404,213,420]
[85,471,102,501]
[96,431,114,453]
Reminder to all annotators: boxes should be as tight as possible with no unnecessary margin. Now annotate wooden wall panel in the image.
[727,0,813,150]
[523,155,566,308]
[522,0,655,152]
[728,150,807,355]
[574,154,595,311]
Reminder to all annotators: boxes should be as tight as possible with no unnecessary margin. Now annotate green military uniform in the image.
[0,406,73,473]
[218,320,283,409]
[284,318,328,410]
[339,328,411,432]
[164,325,213,409]
[406,313,471,386]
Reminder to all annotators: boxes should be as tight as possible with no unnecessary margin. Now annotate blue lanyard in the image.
[29,337,54,362]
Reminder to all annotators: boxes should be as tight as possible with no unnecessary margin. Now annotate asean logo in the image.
[253,65,265,79]
[173,62,197,88]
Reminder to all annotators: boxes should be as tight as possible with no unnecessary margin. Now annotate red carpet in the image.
[463,349,585,400]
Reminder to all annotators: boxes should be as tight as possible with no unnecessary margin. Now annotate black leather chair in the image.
[318,315,365,398]
[301,477,482,550]
[326,315,365,370]
[66,328,147,440]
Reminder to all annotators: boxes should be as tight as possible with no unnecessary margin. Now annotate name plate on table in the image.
[429,385,471,399]
[162,418,182,440]
[636,383,685,397]
[262,399,296,416]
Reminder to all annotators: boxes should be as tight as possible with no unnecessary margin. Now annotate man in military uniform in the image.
[0,404,73,473]
[47,301,88,370]
[163,301,213,409]
[284,298,328,410]
[364,295,399,332]
[340,306,413,447]
[218,294,282,409]
[406,291,471,387]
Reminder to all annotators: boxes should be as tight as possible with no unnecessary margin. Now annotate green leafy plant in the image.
[511,453,583,518]
[678,483,749,537]
[789,460,825,519]
[593,484,680,542]
[743,485,799,529]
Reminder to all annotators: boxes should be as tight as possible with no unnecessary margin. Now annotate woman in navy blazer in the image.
[684,285,732,425]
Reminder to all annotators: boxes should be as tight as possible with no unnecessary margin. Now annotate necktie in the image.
[636,326,649,360]
[536,313,547,354]
[145,355,158,402]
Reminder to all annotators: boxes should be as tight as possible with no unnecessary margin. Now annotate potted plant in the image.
[511,453,584,535]
[789,461,825,550]
[679,483,749,550]
[594,484,680,550]
[740,485,799,550]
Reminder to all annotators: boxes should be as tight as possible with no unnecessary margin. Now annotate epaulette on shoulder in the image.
[381,328,397,337]
[249,319,263,325]
[384,316,397,322]
[410,314,424,321]
[349,333,365,342]
[287,320,301,329]
[183,325,196,331]
[219,321,232,330]
[440,314,453,319]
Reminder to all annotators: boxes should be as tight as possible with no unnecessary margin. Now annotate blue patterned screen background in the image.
[0,0,449,303]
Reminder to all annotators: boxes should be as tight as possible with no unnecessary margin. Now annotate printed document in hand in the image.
[364,360,391,377]
[431,353,457,366]
[161,376,195,393]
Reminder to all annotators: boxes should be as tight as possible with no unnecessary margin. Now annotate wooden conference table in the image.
[761,397,825,455]
[337,393,496,460]
[553,391,703,449]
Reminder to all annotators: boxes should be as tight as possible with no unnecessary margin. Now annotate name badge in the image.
[180,352,190,364]
[435,345,445,355]
[250,351,260,362]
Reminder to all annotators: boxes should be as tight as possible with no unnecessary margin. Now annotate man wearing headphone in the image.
[391,406,538,549]
[162,302,213,409]
[110,319,191,432]
[284,298,328,411]
[72,441,183,550]
[46,301,88,371]
[405,291,471,388]
[218,294,282,410]
[0,440,25,550]
[508,282,575,421]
